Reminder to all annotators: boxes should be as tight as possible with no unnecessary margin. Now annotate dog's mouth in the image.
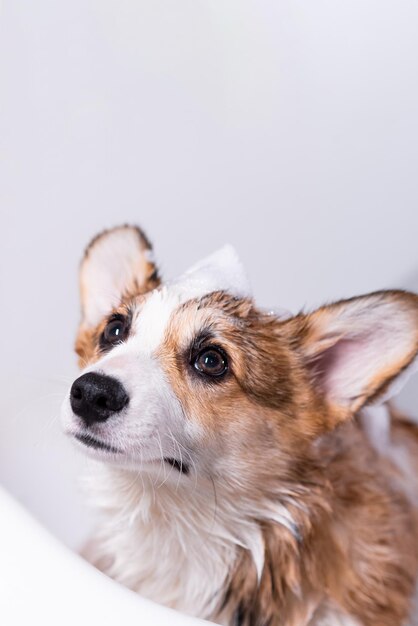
[73,434,190,474]
[163,457,190,475]
[74,433,121,454]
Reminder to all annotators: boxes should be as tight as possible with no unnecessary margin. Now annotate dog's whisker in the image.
[209,475,219,530]
[154,430,166,487]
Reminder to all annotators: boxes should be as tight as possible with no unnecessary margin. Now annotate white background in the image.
[1,1,418,549]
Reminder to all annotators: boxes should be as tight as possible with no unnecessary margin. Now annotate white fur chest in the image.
[84,464,252,620]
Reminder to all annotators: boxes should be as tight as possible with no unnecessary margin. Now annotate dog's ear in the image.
[291,291,418,424]
[79,225,160,328]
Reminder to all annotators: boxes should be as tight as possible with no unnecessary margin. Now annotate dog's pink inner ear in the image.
[300,291,418,421]
[80,225,160,328]
[309,334,388,410]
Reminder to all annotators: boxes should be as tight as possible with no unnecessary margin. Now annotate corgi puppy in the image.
[61,225,418,626]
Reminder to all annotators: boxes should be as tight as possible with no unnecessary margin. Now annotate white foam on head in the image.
[171,244,251,302]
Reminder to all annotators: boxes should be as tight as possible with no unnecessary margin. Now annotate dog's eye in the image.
[101,317,128,347]
[193,347,228,378]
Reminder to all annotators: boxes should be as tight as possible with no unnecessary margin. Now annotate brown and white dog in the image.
[61,225,418,626]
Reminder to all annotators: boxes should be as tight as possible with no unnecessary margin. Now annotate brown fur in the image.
[213,422,418,626]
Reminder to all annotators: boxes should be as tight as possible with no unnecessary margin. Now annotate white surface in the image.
[0,486,209,625]
[0,0,417,589]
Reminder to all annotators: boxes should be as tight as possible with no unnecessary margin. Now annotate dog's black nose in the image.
[70,372,129,426]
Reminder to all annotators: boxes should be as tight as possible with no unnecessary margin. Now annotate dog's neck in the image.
[84,461,311,620]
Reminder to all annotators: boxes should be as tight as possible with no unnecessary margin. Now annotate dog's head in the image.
[61,225,418,487]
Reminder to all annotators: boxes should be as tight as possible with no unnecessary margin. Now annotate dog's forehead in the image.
[129,245,251,355]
